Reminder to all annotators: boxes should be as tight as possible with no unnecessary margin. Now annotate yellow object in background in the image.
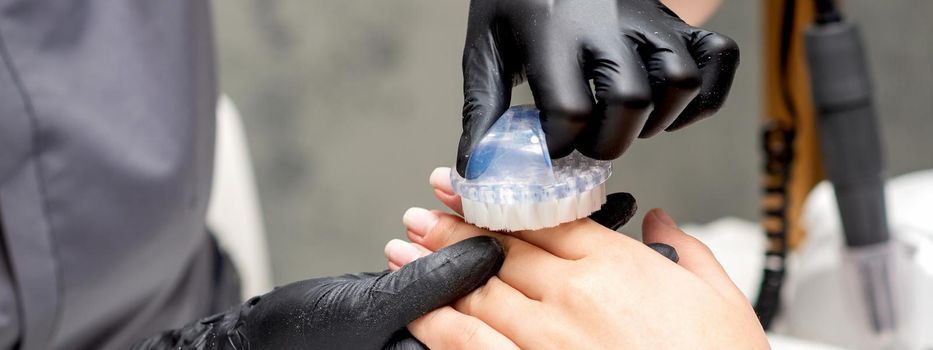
[762,0,825,250]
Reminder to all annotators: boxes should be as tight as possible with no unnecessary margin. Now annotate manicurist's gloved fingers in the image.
[667,29,740,131]
[237,236,503,349]
[648,242,681,263]
[384,329,428,350]
[641,208,745,302]
[374,236,505,315]
[589,192,639,230]
[372,237,508,348]
[638,35,702,138]
[588,192,679,262]
[458,0,739,167]
[409,306,520,350]
[389,216,554,345]
[525,40,595,159]
[578,38,653,159]
[457,1,513,177]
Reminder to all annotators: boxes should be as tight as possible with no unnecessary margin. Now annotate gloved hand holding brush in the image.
[458,0,740,176]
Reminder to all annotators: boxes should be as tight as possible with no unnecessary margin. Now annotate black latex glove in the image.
[590,192,679,262]
[457,0,740,176]
[132,236,504,350]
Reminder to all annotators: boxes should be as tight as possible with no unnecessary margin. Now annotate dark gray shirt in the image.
[0,1,221,348]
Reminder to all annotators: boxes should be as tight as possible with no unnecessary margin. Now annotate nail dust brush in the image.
[451,105,612,231]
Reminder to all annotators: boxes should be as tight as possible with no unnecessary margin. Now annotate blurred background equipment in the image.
[805,0,896,341]
[685,169,933,350]
[756,0,898,337]
[756,0,927,348]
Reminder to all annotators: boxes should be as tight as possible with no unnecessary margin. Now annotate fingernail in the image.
[403,207,439,238]
[384,239,421,266]
[652,208,678,228]
[429,167,454,195]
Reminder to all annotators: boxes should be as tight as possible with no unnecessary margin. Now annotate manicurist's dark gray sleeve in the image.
[0,1,225,348]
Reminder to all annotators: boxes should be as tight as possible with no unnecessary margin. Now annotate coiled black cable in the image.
[754,0,845,330]
[754,0,798,330]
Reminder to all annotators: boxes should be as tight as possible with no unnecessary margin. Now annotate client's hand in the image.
[385,168,768,349]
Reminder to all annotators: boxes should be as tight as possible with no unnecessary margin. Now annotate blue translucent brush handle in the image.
[452,105,611,205]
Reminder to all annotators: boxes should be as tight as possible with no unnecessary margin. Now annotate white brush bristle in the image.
[461,183,607,232]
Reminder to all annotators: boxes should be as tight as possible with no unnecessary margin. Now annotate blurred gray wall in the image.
[212,1,932,284]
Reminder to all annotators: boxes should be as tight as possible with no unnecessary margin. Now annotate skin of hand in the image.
[457,0,740,176]
[662,0,724,26]
[133,236,504,350]
[384,168,768,349]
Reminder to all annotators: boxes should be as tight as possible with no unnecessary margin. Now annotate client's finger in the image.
[402,208,565,300]
[641,208,745,302]
[385,239,432,271]
[429,167,463,215]
[496,240,568,300]
[403,207,514,251]
[404,204,616,263]
[454,277,552,349]
[508,219,625,260]
[409,306,520,350]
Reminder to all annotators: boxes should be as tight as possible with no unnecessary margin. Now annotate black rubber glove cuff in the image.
[130,301,248,350]
[133,236,505,350]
